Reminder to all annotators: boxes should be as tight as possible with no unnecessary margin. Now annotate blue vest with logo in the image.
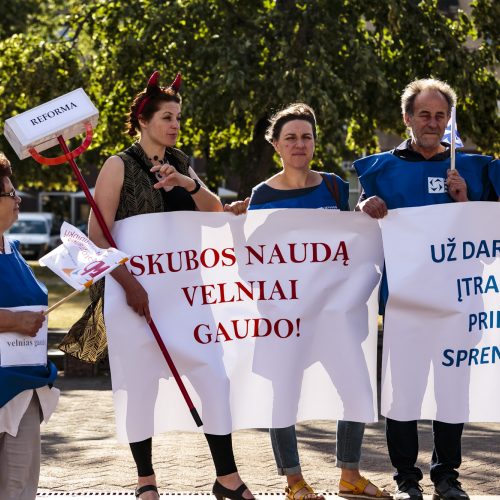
[354,151,494,314]
[354,151,492,208]
[0,239,57,407]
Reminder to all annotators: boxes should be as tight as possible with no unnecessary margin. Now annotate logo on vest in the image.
[428,177,447,194]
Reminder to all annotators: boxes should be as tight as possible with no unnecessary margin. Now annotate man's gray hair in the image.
[401,78,457,116]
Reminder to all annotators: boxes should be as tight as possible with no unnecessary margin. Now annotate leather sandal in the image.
[135,484,159,499]
[338,477,392,499]
[212,479,254,500]
[286,479,325,500]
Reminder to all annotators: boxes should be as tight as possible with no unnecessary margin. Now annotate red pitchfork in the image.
[29,123,203,427]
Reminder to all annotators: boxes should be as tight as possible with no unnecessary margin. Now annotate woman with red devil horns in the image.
[66,72,255,500]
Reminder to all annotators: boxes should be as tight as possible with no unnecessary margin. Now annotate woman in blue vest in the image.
[228,103,390,500]
[0,153,59,500]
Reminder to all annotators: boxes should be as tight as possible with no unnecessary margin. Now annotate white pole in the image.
[450,106,456,170]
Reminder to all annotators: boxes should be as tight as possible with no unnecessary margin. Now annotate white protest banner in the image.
[39,222,128,291]
[0,305,48,367]
[380,202,500,423]
[104,209,383,442]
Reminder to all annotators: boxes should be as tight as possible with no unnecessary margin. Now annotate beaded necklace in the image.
[148,155,165,165]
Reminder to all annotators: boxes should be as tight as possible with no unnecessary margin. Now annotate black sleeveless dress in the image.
[60,143,196,362]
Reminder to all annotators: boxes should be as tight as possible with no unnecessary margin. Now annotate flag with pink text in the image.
[39,221,128,290]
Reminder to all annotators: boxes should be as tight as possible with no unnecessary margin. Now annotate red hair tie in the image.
[135,71,182,118]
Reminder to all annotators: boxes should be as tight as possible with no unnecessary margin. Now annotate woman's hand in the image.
[151,163,195,191]
[13,311,46,337]
[122,276,151,323]
[224,198,250,215]
[357,196,388,219]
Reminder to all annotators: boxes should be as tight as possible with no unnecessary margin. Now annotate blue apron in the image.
[249,173,350,211]
[487,158,500,199]
[0,239,57,407]
[354,152,494,314]
[354,152,493,208]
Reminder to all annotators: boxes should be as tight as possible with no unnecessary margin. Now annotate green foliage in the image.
[0,0,42,39]
[0,0,498,196]
[0,29,89,190]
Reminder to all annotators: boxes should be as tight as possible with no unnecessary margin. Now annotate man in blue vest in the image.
[354,78,498,500]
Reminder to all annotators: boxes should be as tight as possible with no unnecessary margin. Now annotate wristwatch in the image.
[187,178,201,195]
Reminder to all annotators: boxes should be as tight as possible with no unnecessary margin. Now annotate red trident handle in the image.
[28,122,93,165]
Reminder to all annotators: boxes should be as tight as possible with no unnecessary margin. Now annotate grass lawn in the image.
[28,260,89,330]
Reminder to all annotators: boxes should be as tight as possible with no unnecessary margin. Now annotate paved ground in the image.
[37,375,500,497]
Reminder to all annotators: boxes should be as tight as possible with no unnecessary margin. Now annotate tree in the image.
[0,0,94,190]
[0,0,498,195]
[0,32,89,190]
[0,0,41,39]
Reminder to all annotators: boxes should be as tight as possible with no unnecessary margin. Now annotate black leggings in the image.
[130,433,237,477]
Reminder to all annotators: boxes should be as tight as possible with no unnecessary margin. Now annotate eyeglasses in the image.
[0,190,17,198]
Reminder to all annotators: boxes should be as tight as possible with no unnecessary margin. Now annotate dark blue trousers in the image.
[386,418,463,484]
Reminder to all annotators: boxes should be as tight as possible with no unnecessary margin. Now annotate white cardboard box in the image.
[3,88,99,160]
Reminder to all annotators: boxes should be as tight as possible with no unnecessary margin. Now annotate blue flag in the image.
[442,116,464,148]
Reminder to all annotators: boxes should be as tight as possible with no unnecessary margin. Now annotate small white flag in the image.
[442,113,464,148]
[39,222,129,290]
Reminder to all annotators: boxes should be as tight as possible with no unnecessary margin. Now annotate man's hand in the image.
[447,169,468,202]
[357,196,388,219]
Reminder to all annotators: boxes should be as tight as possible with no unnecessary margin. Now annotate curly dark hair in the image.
[0,153,12,192]
[265,103,317,143]
[125,87,182,137]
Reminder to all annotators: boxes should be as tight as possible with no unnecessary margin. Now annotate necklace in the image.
[147,155,165,165]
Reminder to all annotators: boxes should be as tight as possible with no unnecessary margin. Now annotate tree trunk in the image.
[237,116,275,198]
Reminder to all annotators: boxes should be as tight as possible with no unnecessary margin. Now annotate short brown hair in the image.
[401,78,457,116]
[126,87,182,137]
[0,153,12,192]
[265,103,317,143]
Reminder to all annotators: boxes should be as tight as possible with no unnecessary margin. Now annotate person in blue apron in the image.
[227,103,391,500]
[355,78,499,500]
[0,153,59,500]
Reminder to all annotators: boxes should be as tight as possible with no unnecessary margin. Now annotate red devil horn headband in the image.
[135,71,182,118]
[147,70,161,89]
[170,72,182,92]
